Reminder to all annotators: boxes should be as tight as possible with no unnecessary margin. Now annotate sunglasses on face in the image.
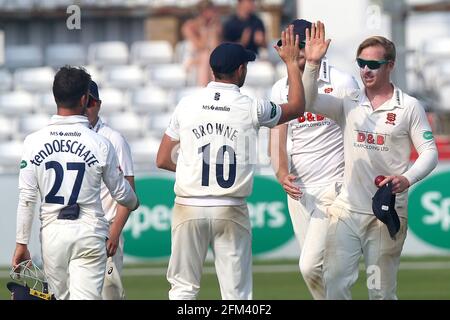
[356,58,389,70]
[299,41,306,49]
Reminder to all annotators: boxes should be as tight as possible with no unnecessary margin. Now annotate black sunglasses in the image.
[356,58,389,70]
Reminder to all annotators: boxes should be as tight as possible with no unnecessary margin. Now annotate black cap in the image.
[277,19,312,47]
[89,80,100,101]
[372,183,400,239]
[209,43,256,74]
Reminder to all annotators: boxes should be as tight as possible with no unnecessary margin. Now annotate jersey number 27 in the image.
[45,161,85,205]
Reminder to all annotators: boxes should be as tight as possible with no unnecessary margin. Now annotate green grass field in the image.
[1,257,449,300]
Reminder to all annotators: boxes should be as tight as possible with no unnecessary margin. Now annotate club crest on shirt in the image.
[385,112,396,125]
[324,87,333,94]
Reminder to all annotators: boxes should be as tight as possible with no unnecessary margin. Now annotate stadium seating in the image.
[0,140,23,173]
[18,114,51,138]
[148,64,187,89]
[130,41,174,66]
[5,45,43,69]
[0,69,12,92]
[129,136,161,172]
[0,90,34,116]
[102,65,146,89]
[14,67,55,92]
[131,86,170,114]
[97,87,127,114]
[88,41,129,67]
[0,115,17,141]
[105,111,144,139]
[147,112,173,137]
[45,44,86,68]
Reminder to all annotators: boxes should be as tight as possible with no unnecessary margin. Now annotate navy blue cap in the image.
[7,282,54,300]
[372,183,400,239]
[210,43,256,74]
[277,19,312,47]
[89,80,100,101]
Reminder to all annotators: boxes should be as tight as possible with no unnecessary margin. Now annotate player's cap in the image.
[372,182,400,239]
[277,19,312,47]
[89,80,100,101]
[209,43,256,74]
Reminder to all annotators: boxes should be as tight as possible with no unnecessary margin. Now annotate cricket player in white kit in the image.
[302,25,438,299]
[85,81,135,300]
[270,19,359,300]
[156,25,312,300]
[12,66,139,300]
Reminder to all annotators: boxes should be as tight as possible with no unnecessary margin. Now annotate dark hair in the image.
[212,70,235,80]
[53,66,91,109]
[357,36,396,61]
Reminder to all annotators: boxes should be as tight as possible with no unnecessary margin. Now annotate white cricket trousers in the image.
[41,221,107,300]
[323,206,407,300]
[167,203,252,300]
[102,233,125,300]
[287,181,341,300]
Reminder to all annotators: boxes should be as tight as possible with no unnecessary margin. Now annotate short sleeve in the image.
[256,99,282,128]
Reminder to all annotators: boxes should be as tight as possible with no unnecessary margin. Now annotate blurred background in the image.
[0,0,449,299]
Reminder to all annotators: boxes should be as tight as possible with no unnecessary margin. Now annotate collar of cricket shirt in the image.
[358,84,405,110]
[207,81,240,92]
[49,115,90,127]
[91,117,105,133]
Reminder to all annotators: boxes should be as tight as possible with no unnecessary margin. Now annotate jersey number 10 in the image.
[198,143,236,188]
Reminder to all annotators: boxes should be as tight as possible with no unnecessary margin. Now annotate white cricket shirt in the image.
[271,58,359,187]
[166,81,282,206]
[93,118,134,222]
[16,115,138,243]
[303,63,438,218]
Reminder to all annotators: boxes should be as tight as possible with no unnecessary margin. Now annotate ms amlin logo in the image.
[408,169,450,250]
[123,175,293,259]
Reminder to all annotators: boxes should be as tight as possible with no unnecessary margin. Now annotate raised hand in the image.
[304,21,331,65]
[274,25,300,66]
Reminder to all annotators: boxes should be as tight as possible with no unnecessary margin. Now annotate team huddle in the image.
[11,20,438,300]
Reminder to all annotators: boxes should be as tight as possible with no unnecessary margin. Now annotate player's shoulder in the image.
[398,88,426,112]
[272,76,288,91]
[99,124,129,147]
[328,66,359,89]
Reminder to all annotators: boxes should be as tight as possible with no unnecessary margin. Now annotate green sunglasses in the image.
[356,58,389,70]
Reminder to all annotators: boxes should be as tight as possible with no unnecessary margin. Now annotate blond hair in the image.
[356,36,396,61]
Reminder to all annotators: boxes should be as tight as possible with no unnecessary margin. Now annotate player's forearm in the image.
[279,63,305,123]
[403,143,438,186]
[109,204,131,240]
[16,189,38,244]
[112,178,139,212]
[269,125,289,181]
[303,62,320,112]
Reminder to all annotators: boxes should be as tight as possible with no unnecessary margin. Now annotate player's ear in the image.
[80,94,89,108]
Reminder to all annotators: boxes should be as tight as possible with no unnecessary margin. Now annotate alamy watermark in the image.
[66,5,81,30]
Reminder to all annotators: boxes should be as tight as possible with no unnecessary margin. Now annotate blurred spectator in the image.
[181,0,222,87]
[223,0,266,55]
